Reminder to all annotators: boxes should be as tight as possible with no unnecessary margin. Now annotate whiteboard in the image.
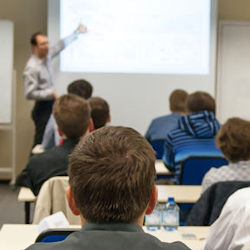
[0,20,13,123]
[217,21,250,123]
[49,0,217,134]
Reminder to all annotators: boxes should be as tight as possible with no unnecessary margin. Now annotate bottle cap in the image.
[168,197,175,204]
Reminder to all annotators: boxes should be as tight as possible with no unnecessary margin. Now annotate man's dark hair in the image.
[89,97,110,129]
[67,79,93,99]
[186,91,215,113]
[30,32,44,46]
[53,94,90,139]
[169,89,188,113]
[68,126,156,223]
[217,117,250,163]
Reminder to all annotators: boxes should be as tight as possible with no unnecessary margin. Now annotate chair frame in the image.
[35,228,77,243]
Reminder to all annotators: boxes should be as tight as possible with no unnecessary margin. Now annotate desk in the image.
[18,187,36,224]
[17,161,172,224]
[157,185,201,203]
[155,160,172,175]
[18,184,201,224]
[0,224,209,250]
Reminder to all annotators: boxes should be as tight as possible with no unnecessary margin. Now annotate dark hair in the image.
[30,32,44,46]
[186,91,215,113]
[89,97,110,129]
[68,126,156,223]
[216,117,250,163]
[67,79,93,99]
[169,89,188,113]
[53,94,90,139]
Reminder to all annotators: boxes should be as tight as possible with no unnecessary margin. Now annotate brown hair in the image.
[186,91,215,113]
[67,79,93,99]
[89,97,110,129]
[216,117,250,163]
[169,89,188,113]
[30,32,44,46]
[53,94,90,139]
[68,126,156,223]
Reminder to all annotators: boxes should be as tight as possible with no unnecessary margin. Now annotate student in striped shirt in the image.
[162,91,221,184]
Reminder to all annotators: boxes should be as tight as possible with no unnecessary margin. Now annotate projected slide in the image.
[60,0,210,74]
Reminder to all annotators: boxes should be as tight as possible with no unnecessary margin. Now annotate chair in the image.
[150,140,165,159]
[179,156,228,185]
[173,144,228,185]
[35,228,77,243]
[33,176,81,225]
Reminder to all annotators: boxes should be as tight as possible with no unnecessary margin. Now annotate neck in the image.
[80,215,145,228]
[33,51,46,60]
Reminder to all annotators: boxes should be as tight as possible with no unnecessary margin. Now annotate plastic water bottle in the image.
[162,197,179,231]
[145,202,162,231]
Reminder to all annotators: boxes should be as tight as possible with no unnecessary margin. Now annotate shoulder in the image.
[202,167,221,184]
[226,187,250,206]
[140,232,190,250]
[24,57,40,74]
[152,113,180,123]
[28,146,63,166]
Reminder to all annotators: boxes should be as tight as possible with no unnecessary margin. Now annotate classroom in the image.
[1,0,250,249]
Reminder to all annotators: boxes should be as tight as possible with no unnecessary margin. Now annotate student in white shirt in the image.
[203,187,250,250]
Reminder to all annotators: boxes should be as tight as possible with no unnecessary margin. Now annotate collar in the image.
[230,161,250,168]
[81,222,143,232]
[61,138,79,146]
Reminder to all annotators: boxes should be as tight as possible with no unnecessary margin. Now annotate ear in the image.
[107,114,111,123]
[145,185,158,215]
[57,126,63,137]
[88,118,95,132]
[66,186,81,216]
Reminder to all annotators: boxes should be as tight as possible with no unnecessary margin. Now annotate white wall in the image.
[49,0,217,134]
[217,20,250,123]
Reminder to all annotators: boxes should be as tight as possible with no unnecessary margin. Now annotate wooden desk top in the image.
[157,185,201,203]
[17,187,36,202]
[0,224,209,250]
[155,160,173,175]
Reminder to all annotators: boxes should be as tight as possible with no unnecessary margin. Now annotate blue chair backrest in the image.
[35,229,77,243]
[150,140,165,159]
[179,156,228,185]
[173,143,228,185]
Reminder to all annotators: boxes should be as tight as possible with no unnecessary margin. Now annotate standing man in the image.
[24,24,87,146]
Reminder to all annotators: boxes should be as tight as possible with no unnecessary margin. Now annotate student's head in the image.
[53,94,91,140]
[67,126,157,225]
[89,97,110,129]
[186,91,215,113]
[30,32,49,58]
[169,89,188,113]
[67,79,93,99]
[216,118,250,163]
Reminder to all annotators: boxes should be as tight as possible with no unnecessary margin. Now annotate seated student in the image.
[162,91,220,183]
[17,94,93,195]
[145,89,188,143]
[26,126,190,250]
[203,187,250,250]
[202,117,250,193]
[42,79,93,150]
[89,96,110,129]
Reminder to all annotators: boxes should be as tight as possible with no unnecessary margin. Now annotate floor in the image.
[0,181,34,229]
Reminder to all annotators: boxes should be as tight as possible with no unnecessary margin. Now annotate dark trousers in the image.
[31,100,54,147]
